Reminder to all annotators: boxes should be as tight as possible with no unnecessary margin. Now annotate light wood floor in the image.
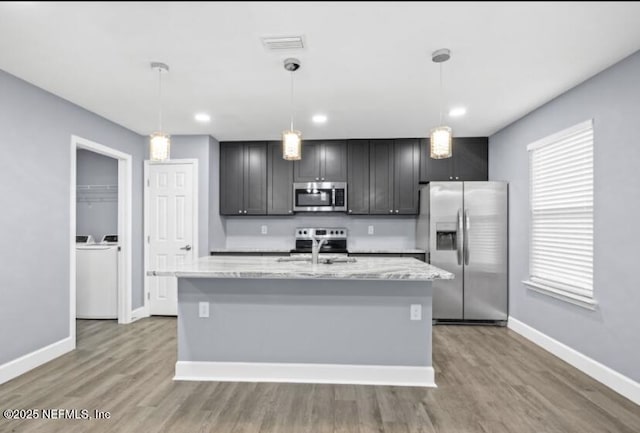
[1,317,638,433]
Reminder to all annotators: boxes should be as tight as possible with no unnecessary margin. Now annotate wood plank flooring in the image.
[1,318,638,433]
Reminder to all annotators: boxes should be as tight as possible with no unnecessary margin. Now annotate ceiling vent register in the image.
[261,36,305,50]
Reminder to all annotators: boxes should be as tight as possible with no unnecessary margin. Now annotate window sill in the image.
[523,280,597,311]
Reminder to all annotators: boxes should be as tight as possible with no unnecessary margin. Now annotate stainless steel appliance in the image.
[290,227,348,254]
[417,182,508,324]
[293,182,347,212]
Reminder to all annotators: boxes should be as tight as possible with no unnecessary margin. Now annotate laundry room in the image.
[75,149,119,320]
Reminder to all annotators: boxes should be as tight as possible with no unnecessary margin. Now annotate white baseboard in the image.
[130,306,149,323]
[0,337,75,385]
[175,361,436,387]
[508,317,640,406]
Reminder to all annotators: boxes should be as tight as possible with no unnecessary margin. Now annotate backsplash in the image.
[224,215,417,250]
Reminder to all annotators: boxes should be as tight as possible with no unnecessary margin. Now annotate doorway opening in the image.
[70,135,133,345]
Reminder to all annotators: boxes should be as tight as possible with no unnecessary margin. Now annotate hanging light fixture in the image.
[149,62,171,161]
[282,58,302,161]
[430,48,452,159]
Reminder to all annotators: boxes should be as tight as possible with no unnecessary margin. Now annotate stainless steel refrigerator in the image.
[417,182,508,323]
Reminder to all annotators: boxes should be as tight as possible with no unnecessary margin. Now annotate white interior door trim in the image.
[144,159,199,314]
[70,135,133,335]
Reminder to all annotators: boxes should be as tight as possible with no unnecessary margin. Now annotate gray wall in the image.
[489,51,640,381]
[76,149,118,241]
[178,278,432,366]
[224,215,417,251]
[0,69,145,365]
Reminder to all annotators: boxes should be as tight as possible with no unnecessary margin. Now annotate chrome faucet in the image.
[311,236,327,265]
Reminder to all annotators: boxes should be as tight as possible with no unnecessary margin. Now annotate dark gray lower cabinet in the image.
[267,141,294,215]
[347,140,369,214]
[420,137,488,182]
[219,142,267,215]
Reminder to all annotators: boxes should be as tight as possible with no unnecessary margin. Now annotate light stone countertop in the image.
[151,255,452,281]
[210,248,427,254]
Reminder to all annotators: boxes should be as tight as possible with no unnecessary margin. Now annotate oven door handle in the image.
[331,188,336,208]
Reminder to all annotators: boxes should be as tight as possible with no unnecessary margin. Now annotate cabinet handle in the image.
[395,210,399,213]
[455,176,459,180]
[321,177,325,181]
[238,210,242,214]
[244,210,248,214]
[348,209,352,213]
[288,210,293,213]
[449,176,453,180]
[389,210,393,213]
[315,177,320,181]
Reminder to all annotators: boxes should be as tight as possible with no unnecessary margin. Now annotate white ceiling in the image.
[1,2,640,140]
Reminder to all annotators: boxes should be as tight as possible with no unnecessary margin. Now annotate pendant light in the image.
[430,48,452,159]
[149,62,171,161]
[282,58,302,161]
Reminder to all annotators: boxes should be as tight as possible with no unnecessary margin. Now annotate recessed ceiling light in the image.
[312,114,328,124]
[194,113,211,123]
[449,107,467,117]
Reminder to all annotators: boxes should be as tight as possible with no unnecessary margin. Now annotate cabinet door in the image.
[369,140,394,215]
[453,137,488,181]
[267,141,294,215]
[293,141,322,182]
[347,140,369,214]
[219,142,244,215]
[419,138,454,182]
[243,142,267,215]
[394,139,420,214]
[321,140,347,181]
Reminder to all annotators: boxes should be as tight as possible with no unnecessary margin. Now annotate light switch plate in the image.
[199,302,209,318]
[261,225,268,235]
[368,225,374,235]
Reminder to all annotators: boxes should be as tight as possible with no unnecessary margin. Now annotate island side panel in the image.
[177,278,432,367]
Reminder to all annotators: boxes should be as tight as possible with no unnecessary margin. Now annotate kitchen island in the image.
[153,255,453,387]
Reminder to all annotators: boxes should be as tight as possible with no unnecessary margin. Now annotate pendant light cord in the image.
[290,71,294,131]
[158,68,163,132]
[438,62,443,126]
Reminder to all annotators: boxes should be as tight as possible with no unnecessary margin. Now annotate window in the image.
[524,120,595,309]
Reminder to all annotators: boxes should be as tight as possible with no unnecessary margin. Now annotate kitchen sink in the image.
[277,256,357,265]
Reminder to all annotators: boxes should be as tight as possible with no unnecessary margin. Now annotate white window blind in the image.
[524,119,595,309]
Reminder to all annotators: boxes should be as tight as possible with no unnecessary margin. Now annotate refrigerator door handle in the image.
[457,209,463,266]
[464,210,470,265]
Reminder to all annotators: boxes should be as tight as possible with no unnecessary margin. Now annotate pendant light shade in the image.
[430,49,453,159]
[430,126,452,159]
[149,62,171,162]
[282,129,302,161]
[282,58,302,161]
[150,132,171,161]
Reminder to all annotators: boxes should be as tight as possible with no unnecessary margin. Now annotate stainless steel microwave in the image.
[293,182,347,212]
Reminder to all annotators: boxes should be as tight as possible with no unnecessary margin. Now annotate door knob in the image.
[180,245,192,251]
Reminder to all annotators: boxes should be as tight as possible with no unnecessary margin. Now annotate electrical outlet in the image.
[261,225,268,235]
[368,225,374,235]
[199,302,209,318]
[410,304,422,321]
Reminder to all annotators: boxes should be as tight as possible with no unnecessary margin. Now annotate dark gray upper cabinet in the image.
[369,139,419,215]
[267,141,294,215]
[322,140,347,181]
[293,140,347,182]
[393,139,420,214]
[420,137,488,182]
[219,142,267,215]
[347,140,370,214]
[369,140,395,214]
[220,142,244,215]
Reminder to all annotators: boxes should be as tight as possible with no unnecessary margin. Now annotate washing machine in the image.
[76,235,118,319]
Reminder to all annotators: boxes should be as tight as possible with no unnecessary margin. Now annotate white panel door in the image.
[147,162,195,315]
